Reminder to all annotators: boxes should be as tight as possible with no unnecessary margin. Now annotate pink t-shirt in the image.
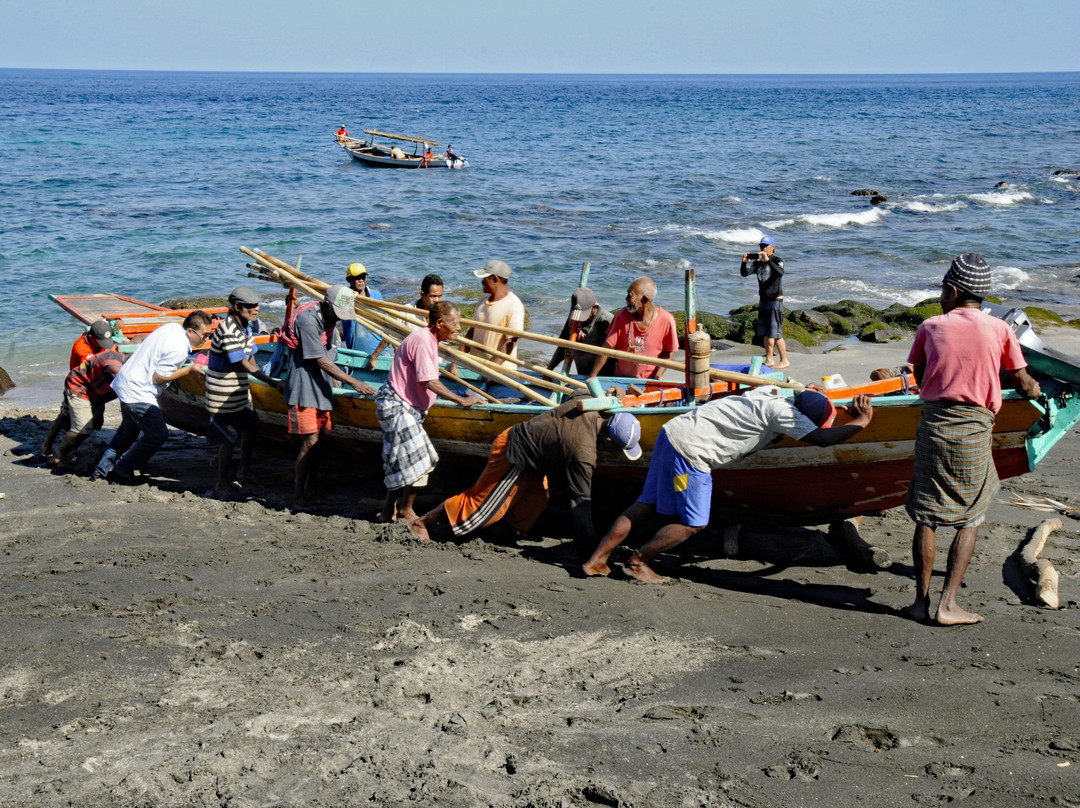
[388,327,441,411]
[908,307,1026,413]
[604,306,680,378]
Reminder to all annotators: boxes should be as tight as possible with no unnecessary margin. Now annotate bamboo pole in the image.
[250,257,554,406]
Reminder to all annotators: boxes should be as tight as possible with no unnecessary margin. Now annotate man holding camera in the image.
[741,234,789,369]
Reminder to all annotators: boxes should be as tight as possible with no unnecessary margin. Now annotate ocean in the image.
[2,69,1078,402]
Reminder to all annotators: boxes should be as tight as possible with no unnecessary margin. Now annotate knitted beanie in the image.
[943,253,992,297]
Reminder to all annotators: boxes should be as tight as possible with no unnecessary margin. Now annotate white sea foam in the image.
[967,190,1035,206]
[994,266,1029,290]
[899,200,966,213]
[817,278,938,307]
[762,208,887,230]
[701,226,764,243]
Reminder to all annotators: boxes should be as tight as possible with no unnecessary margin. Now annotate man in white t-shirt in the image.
[91,312,214,482]
[583,387,874,583]
[464,260,526,367]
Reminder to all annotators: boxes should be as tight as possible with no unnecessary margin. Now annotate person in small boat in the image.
[445,144,461,166]
[364,274,445,371]
[464,260,526,368]
[39,319,118,461]
[284,284,376,507]
[408,396,642,544]
[51,342,126,469]
[420,143,434,167]
[205,286,280,495]
[376,302,484,523]
[547,287,616,376]
[341,263,387,359]
[741,234,789,370]
[90,312,214,483]
[586,277,677,381]
[582,387,874,583]
[335,125,348,141]
[903,254,1041,627]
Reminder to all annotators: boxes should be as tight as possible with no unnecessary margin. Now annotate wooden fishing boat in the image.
[52,291,1080,527]
[337,130,467,169]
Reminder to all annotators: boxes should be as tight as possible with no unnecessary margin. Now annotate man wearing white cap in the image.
[464,260,526,368]
[547,287,615,376]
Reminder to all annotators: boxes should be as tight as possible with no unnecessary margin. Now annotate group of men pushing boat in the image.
[35,250,1041,626]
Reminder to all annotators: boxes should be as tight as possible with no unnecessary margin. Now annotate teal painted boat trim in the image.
[1025,381,1080,470]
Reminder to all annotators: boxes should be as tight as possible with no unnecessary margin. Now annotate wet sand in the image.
[2,335,1080,807]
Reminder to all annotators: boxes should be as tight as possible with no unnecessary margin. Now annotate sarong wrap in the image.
[906,400,998,529]
[375,384,438,491]
[444,428,549,537]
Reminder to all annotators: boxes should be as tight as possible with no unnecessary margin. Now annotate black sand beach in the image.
[2,336,1079,807]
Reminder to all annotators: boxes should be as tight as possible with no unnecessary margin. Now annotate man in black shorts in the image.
[741,234,789,369]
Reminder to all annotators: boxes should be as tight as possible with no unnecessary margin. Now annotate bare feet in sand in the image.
[582,560,611,577]
[934,604,984,626]
[625,554,671,584]
[901,598,932,622]
[773,361,791,370]
[407,519,431,541]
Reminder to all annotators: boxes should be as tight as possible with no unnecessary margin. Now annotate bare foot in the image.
[625,554,671,584]
[407,519,432,541]
[375,511,396,524]
[773,361,791,370]
[398,508,419,522]
[934,604,984,626]
[901,599,932,622]
[582,559,611,577]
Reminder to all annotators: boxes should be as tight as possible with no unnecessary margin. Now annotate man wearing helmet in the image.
[205,285,280,494]
[341,263,388,361]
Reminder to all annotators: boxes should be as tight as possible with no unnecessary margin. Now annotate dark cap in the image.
[943,253,991,297]
[795,390,837,428]
[88,319,115,350]
[569,287,597,322]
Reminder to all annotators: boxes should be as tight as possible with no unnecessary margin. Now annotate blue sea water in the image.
[2,69,1079,399]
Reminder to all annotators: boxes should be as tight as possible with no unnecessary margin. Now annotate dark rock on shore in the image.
[0,366,14,396]
[850,189,881,196]
[161,295,229,310]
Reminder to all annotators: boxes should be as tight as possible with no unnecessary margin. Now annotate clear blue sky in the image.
[4,0,1078,74]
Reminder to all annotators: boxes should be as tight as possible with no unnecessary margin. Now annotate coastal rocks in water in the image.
[789,308,832,333]
[0,366,14,396]
[1052,169,1080,176]
[160,295,228,310]
[870,194,888,205]
[850,189,881,196]
[858,323,906,343]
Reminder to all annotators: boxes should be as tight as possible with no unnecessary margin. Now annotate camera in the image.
[744,252,760,261]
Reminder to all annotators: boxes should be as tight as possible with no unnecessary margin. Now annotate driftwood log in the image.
[1019,519,1062,609]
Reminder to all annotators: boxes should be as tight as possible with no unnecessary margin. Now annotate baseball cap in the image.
[474,260,512,280]
[605,412,643,461]
[759,235,775,247]
[346,262,368,278]
[795,389,837,428]
[324,284,357,321]
[88,319,115,350]
[569,287,597,322]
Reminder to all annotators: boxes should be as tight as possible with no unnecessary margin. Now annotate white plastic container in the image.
[821,374,846,390]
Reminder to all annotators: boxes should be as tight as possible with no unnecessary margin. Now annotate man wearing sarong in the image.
[903,253,1040,626]
[376,302,483,523]
[407,396,643,544]
[583,387,874,583]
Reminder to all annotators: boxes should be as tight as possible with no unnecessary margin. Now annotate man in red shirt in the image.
[53,347,126,468]
[586,277,678,380]
[903,253,1041,626]
[69,320,115,370]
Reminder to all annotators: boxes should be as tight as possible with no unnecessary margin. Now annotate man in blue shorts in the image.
[741,234,789,369]
[583,387,874,583]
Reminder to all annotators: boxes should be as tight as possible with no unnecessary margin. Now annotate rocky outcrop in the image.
[0,365,14,396]
[1052,169,1080,176]
[870,194,888,205]
[850,189,881,196]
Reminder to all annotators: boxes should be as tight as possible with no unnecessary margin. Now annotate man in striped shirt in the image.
[205,286,279,494]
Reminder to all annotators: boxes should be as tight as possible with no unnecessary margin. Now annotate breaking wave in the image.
[762,208,887,230]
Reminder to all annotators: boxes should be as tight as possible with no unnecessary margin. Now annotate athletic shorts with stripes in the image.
[444,428,549,537]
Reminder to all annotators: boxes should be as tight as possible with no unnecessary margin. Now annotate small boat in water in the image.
[337,129,467,169]
[50,288,1080,528]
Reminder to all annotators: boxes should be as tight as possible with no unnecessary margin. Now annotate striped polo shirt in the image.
[205,312,255,414]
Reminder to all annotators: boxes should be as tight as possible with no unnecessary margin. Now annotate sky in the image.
[3,0,1078,74]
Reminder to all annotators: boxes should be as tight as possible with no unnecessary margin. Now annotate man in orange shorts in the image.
[282,284,375,507]
[408,396,642,547]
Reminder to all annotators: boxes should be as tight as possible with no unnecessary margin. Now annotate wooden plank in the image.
[362,129,440,146]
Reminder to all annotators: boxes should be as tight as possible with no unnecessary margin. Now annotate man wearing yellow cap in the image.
[341,263,387,360]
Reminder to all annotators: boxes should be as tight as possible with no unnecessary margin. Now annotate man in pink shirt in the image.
[375,302,483,523]
[904,253,1040,626]
[587,277,679,380]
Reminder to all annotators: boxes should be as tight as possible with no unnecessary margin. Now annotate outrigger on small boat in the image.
[51,251,1080,528]
[336,129,467,169]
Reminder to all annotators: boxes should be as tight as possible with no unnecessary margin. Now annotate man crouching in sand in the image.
[583,387,874,583]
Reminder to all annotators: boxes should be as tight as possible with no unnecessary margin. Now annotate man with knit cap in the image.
[583,386,874,583]
[903,253,1041,626]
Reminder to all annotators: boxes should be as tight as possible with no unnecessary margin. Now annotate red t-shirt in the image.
[65,349,124,403]
[908,307,1026,413]
[603,306,679,379]
[69,333,98,370]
